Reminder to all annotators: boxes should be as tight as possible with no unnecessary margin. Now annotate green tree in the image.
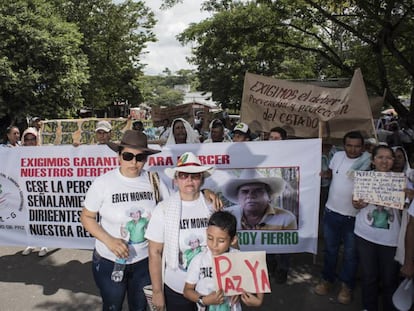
[177,2,320,109]
[0,0,88,124]
[56,0,157,113]
[166,0,414,120]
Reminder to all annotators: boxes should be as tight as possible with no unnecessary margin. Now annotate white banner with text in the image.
[0,139,321,254]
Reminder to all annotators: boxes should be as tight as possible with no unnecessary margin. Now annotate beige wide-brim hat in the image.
[165,152,214,179]
[107,130,161,155]
[222,169,285,204]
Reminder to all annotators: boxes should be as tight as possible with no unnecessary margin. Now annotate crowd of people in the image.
[2,112,414,311]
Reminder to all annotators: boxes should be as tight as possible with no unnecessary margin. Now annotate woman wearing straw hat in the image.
[145,152,216,311]
[81,130,170,311]
[223,169,297,230]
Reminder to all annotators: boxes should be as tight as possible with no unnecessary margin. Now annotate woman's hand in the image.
[352,198,368,210]
[203,189,223,211]
[107,237,129,259]
[151,290,165,310]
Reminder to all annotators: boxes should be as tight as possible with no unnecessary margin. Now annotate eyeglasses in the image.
[177,172,202,180]
[121,152,147,162]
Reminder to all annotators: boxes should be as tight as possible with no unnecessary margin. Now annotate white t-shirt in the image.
[186,248,242,311]
[354,203,401,247]
[145,195,212,293]
[326,151,360,217]
[83,168,169,263]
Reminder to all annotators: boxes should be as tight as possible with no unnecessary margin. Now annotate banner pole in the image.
[315,119,325,265]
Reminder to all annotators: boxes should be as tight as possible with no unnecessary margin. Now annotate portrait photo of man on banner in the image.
[222,168,298,231]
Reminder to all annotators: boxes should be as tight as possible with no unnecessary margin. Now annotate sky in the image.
[141,0,210,75]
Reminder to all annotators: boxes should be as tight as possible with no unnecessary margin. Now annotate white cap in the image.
[95,120,112,132]
[233,122,249,134]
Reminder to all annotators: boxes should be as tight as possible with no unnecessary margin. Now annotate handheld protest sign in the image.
[212,251,271,296]
[353,171,406,209]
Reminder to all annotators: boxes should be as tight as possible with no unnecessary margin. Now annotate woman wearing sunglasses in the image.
[81,130,170,311]
[146,152,217,311]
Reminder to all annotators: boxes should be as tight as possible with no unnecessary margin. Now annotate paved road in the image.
[0,244,363,311]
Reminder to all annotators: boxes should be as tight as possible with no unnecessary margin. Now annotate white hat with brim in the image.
[184,233,203,246]
[222,169,285,204]
[165,152,214,179]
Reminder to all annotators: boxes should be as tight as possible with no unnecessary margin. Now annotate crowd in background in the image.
[2,111,414,310]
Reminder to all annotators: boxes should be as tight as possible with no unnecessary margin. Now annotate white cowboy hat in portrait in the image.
[165,152,215,179]
[222,169,285,204]
[184,233,204,246]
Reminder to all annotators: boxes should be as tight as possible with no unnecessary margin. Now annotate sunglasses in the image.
[121,152,147,162]
[177,172,202,180]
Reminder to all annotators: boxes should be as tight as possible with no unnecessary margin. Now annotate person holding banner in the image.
[352,145,401,311]
[80,130,169,311]
[145,152,216,311]
[166,118,200,145]
[203,119,232,143]
[184,210,264,310]
[95,120,112,145]
[20,127,49,257]
[314,131,366,305]
[1,125,20,147]
[266,126,294,284]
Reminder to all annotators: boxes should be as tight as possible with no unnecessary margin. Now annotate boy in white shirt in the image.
[184,211,264,310]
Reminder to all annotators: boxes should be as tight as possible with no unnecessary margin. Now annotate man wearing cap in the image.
[81,130,169,311]
[223,169,297,230]
[30,117,42,132]
[203,119,232,143]
[95,120,112,144]
[232,122,251,142]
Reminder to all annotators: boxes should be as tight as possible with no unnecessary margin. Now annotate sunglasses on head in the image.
[177,172,202,180]
[121,152,147,162]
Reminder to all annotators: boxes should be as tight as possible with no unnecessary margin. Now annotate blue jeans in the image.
[322,208,358,288]
[356,236,399,311]
[92,250,150,311]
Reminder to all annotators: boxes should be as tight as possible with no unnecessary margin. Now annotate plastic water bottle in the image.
[111,258,127,282]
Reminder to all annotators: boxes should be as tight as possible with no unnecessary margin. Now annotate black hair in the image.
[270,127,287,140]
[343,130,364,145]
[371,144,395,161]
[370,144,395,170]
[3,125,19,143]
[208,211,237,239]
[211,119,224,129]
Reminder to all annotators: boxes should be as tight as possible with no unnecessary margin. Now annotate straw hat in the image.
[107,130,161,155]
[222,169,285,204]
[164,152,214,178]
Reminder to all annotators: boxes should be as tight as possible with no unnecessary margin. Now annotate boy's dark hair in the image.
[343,130,364,145]
[270,127,287,140]
[208,211,237,239]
